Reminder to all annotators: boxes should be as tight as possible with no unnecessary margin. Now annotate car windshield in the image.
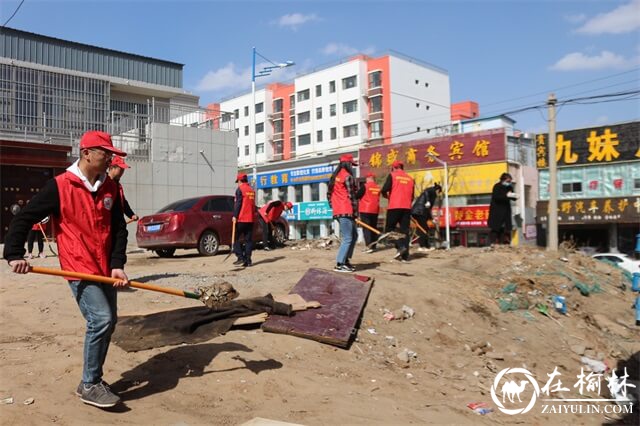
[157,198,200,213]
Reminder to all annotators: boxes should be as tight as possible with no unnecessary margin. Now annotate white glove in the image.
[424,202,431,208]
[507,192,518,199]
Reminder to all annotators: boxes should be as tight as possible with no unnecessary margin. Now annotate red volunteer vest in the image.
[359,181,381,214]
[54,172,117,277]
[237,182,256,223]
[330,168,354,216]
[388,170,414,210]
[259,202,285,223]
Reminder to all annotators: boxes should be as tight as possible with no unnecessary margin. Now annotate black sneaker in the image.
[344,262,356,272]
[243,261,252,267]
[75,380,115,397]
[79,382,120,408]
[264,246,272,251]
[333,264,353,273]
[233,259,244,266]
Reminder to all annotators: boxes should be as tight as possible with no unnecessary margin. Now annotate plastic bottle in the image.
[635,295,640,326]
[553,295,567,314]
[632,272,640,292]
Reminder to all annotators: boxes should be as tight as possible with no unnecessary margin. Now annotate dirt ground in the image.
[1,241,638,425]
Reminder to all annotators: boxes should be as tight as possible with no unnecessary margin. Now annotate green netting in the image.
[498,295,530,312]
[502,283,518,294]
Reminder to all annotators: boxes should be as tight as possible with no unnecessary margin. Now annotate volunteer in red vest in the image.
[26,216,48,259]
[328,154,359,273]
[381,160,415,262]
[108,156,138,222]
[258,200,293,251]
[357,172,381,253]
[4,130,129,409]
[233,173,256,267]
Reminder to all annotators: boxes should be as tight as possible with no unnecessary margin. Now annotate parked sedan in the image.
[592,253,640,274]
[136,195,289,257]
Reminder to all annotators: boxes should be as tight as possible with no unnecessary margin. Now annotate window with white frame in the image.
[369,71,382,88]
[290,115,295,130]
[317,130,323,142]
[330,104,336,116]
[329,80,336,93]
[343,124,358,138]
[244,126,249,136]
[255,122,264,133]
[255,102,263,113]
[289,94,295,109]
[562,182,582,194]
[370,96,382,113]
[273,99,283,113]
[273,120,283,133]
[343,100,358,114]
[244,106,249,116]
[298,133,311,146]
[371,121,383,138]
[298,111,310,124]
[330,127,337,140]
[342,75,357,90]
[244,145,249,155]
[316,107,322,120]
[256,143,264,154]
[297,89,310,102]
[234,109,239,119]
[316,84,322,97]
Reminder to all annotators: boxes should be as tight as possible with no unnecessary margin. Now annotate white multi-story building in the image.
[212,52,451,239]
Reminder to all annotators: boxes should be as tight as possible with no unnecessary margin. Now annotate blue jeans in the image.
[68,280,118,385]
[336,217,357,265]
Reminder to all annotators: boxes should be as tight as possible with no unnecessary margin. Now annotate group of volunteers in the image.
[2,130,518,409]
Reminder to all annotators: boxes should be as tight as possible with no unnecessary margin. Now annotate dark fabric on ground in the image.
[112,295,292,352]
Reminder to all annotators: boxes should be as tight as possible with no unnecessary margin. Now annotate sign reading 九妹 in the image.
[536,121,640,168]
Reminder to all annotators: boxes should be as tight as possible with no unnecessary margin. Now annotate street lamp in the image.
[251,47,295,187]
[425,152,450,250]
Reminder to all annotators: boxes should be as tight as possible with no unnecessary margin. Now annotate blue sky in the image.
[2,0,639,133]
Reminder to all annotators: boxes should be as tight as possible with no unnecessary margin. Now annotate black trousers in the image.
[490,229,511,245]
[411,214,430,248]
[385,209,411,260]
[359,213,379,248]
[27,229,44,254]
[233,222,254,261]
[258,217,274,248]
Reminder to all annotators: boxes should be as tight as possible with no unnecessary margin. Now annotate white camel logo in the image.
[501,380,529,403]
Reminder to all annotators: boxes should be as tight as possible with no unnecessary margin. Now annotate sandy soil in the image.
[0,242,638,425]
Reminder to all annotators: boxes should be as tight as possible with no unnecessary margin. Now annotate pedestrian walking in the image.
[487,172,518,245]
[107,156,138,222]
[381,160,415,262]
[26,217,47,259]
[328,154,359,272]
[232,173,256,267]
[3,130,129,408]
[258,200,293,250]
[411,183,442,251]
[357,172,381,253]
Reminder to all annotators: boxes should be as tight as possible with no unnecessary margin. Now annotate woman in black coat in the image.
[487,173,518,245]
[411,183,441,250]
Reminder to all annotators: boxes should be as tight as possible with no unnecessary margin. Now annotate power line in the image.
[2,0,25,27]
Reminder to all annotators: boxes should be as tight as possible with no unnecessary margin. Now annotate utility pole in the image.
[547,93,558,251]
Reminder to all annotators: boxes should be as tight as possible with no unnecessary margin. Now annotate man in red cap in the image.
[258,200,293,251]
[233,172,256,267]
[108,156,138,222]
[4,130,129,408]
[357,172,381,253]
[328,154,359,272]
[381,160,414,262]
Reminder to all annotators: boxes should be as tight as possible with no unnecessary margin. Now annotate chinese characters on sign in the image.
[431,205,490,228]
[256,165,334,189]
[537,197,640,224]
[360,130,506,176]
[536,122,640,168]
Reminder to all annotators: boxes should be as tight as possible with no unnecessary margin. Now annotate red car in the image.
[136,195,289,257]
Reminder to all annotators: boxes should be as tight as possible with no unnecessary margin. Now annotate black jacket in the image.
[487,182,515,232]
[411,187,438,217]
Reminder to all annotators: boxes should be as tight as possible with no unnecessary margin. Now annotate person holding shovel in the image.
[357,172,381,253]
[411,183,441,252]
[3,130,129,409]
[108,155,138,222]
[328,154,359,273]
[232,173,256,267]
[258,200,293,251]
[381,160,414,262]
[26,217,47,259]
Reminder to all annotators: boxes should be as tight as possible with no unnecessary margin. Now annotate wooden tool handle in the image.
[355,219,381,235]
[411,218,428,234]
[30,266,200,299]
[37,223,50,243]
[126,218,138,224]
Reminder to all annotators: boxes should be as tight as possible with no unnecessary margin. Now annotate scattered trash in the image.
[406,373,414,379]
[1,397,13,404]
[401,305,415,319]
[581,356,608,374]
[383,311,396,321]
[397,348,417,363]
[367,328,377,335]
[23,398,34,405]
[552,295,567,315]
[385,336,397,347]
[467,402,493,415]
[502,283,518,294]
[560,257,569,263]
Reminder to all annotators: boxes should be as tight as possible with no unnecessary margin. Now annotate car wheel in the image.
[155,248,176,258]
[273,224,287,246]
[198,230,219,256]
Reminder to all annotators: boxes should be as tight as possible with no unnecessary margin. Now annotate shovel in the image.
[355,218,394,248]
[224,219,237,262]
[37,223,57,256]
[30,266,202,300]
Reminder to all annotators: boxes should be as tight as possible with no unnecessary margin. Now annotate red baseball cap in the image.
[235,173,248,182]
[79,131,126,157]
[392,160,404,168]
[366,172,375,178]
[339,154,358,165]
[284,201,293,210]
[110,156,130,169]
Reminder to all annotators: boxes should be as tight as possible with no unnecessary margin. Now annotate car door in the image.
[203,197,235,245]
